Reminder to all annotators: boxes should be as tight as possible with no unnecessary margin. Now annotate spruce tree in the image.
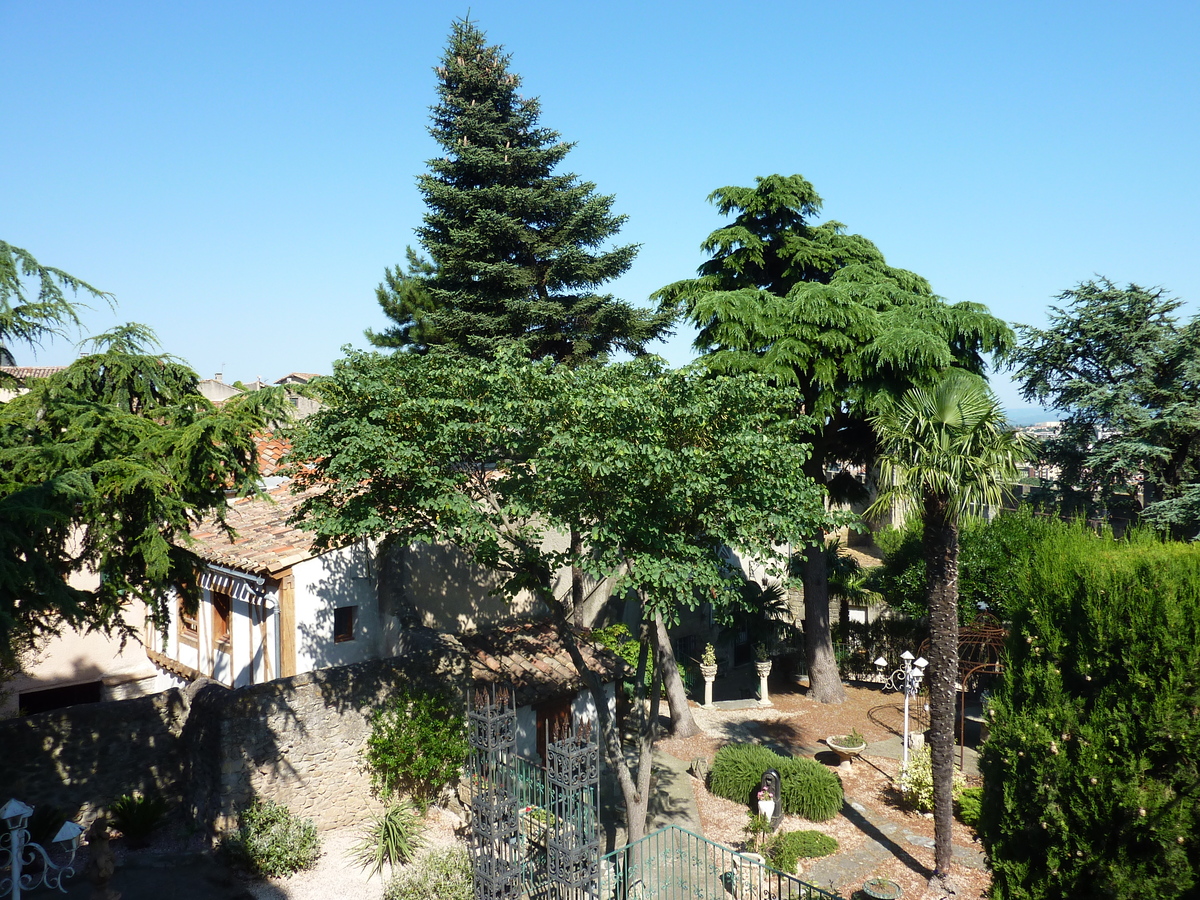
[369,19,671,363]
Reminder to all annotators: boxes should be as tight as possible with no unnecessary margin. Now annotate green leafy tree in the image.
[0,321,292,661]
[868,370,1029,880]
[980,527,1200,899]
[288,349,829,842]
[872,506,1057,622]
[368,19,672,363]
[655,174,1013,704]
[0,240,109,369]
[1011,279,1200,533]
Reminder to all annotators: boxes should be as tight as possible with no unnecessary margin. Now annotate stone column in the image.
[755,660,773,707]
[700,664,718,708]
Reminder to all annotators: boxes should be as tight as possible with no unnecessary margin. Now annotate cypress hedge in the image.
[979,525,1200,899]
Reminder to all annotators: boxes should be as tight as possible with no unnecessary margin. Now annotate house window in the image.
[178,595,199,643]
[212,590,232,646]
[674,634,698,662]
[334,606,356,643]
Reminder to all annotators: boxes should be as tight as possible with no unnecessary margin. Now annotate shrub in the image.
[709,744,843,822]
[776,757,843,822]
[109,793,170,847]
[383,846,473,900]
[955,786,982,828]
[223,799,321,878]
[365,685,470,805]
[766,830,838,872]
[897,745,964,813]
[350,801,426,877]
[709,744,785,805]
[979,527,1200,899]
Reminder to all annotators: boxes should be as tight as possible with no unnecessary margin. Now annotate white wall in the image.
[293,544,386,672]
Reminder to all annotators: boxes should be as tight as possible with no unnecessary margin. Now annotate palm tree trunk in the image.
[924,491,959,875]
[801,542,845,704]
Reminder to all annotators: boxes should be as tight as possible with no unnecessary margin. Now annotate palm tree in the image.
[868,371,1029,880]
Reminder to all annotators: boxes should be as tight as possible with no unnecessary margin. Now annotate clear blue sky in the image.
[5,1,1198,410]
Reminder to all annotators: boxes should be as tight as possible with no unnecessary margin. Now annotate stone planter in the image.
[862,876,903,898]
[700,663,718,708]
[826,735,867,764]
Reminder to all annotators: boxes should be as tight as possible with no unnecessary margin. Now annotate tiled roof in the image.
[255,434,291,476]
[275,373,321,384]
[187,484,319,576]
[0,366,66,382]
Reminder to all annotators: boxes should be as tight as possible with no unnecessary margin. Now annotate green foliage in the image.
[1011,278,1200,534]
[383,846,474,900]
[897,745,965,813]
[765,830,838,872]
[709,744,843,822]
[654,173,1012,701]
[0,240,109,363]
[0,319,291,658]
[290,350,830,627]
[590,623,690,695]
[979,526,1200,899]
[109,793,170,846]
[350,801,426,877]
[370,18,670,363]
[776,757,844,822]
[709,743,783,805]
[364,687,469,805]
[955,786,982,828]
[743,811,772,853]
[873,507,1058,621]
[222,800,321,878]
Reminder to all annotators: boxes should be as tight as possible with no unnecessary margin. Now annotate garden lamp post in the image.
[874,650,928,768]
[1,798,84,900]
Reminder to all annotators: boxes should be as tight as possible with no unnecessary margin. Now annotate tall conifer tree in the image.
[369,19,671,363]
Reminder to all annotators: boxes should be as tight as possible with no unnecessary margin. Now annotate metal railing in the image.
[597,825,842,900]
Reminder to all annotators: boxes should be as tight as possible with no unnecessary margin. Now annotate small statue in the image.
[84,816,120,900]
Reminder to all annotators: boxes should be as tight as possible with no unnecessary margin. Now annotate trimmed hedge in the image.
[709,744,843,822]
[980,526,1200,899]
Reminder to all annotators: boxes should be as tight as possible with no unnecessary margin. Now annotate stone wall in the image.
[0,633,470,834]
[0,688,189,827]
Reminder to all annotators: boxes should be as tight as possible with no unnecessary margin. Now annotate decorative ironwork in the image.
[1,798,84,900]
[468,686,522,900]
[599,824,842,900]
[545,718,600,899]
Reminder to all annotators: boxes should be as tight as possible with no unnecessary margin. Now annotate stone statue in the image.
[84,816,120,900]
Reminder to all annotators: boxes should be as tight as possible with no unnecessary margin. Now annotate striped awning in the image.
[199,568,265,604]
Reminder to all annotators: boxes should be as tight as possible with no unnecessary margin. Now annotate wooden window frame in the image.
[178,595,199,646]
[212,589,232,648]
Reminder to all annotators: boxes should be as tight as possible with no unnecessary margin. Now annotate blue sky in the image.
[5,1,1198,411]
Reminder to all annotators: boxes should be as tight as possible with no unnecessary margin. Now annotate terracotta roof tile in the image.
[184,483,321,575]
[0,365,66,383]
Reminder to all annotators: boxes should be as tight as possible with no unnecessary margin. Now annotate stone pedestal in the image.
[755,661,773,706]
[700,664,718,708]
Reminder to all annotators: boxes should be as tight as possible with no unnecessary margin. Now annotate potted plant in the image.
[699,643,718,680]
[862,875,903,898]
[826,728,867,763]
[756,786,776,821]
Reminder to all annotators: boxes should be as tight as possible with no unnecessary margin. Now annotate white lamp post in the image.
[1,798,84,900]
[874,650,928,769]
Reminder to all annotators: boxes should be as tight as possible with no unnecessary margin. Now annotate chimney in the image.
[215,372,223,383]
